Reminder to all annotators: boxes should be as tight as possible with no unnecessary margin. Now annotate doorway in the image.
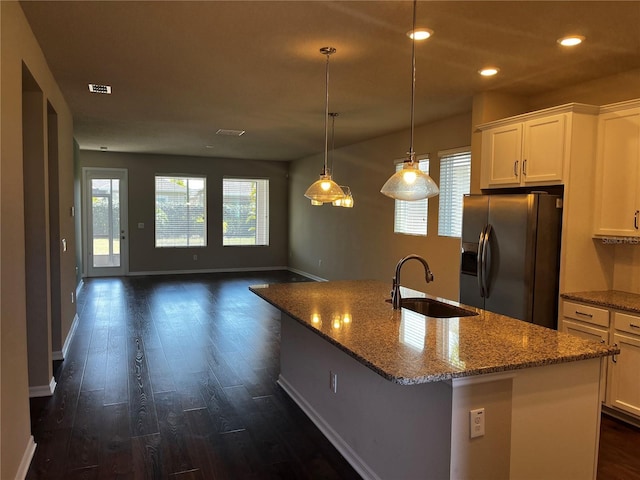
[82,168,128,277]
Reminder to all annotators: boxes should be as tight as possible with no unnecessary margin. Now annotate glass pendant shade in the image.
[332,186,354,207]
[305,173,345,204]
[380,161,439,201]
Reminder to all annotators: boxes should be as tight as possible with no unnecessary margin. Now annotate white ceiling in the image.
[20,1,640,161]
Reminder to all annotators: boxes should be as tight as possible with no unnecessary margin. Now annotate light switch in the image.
[138,222,145,229]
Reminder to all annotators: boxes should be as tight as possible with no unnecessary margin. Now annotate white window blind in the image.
[394,157,429,236]
[223,178,269,246]
[438,149,471,237]
[155,176,207,247]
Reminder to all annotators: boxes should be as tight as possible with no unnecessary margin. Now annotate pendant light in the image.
[305,47,345,205]
[380,0,439,201]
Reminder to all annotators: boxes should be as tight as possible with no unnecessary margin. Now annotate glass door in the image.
[83,168,128,277]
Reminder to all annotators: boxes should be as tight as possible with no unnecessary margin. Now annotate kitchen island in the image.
[250,280,616,480]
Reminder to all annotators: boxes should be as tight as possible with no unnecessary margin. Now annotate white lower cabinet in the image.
[561,299,640,422]
[561,301,610,403]
[608,312,640,417]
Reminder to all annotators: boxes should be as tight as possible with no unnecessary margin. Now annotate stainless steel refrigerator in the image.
[459,193,562,329]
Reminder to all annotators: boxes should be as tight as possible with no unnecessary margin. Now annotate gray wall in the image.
[1,2,77,477]
[289,112,473,301]
[80,150,289,274]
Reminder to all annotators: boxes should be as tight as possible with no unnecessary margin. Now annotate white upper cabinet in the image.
[593,99,640,238]
[479,104,598,189]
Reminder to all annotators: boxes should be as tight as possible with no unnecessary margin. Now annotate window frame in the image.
[437,147,471,238]
[154,174,207,248]
[222,177,270,247]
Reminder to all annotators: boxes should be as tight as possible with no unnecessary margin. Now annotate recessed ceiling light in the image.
[558,35,585,47]
[479,67,500,77]
[407,28,433,40]
[216,129,245,136]
[88,84,112,94]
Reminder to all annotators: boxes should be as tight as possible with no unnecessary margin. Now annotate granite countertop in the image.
[561,290,640,315]
[250,280,616,385]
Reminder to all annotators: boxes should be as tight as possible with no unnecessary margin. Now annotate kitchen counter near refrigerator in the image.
[561,290,640,314]
[250,280,616,480]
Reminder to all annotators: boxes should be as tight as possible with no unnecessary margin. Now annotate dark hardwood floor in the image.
[28,271,361,479]
[27,271,640,479]
[598,414,640,480]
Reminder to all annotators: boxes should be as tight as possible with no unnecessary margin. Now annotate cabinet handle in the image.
[522,159,527,176]
[612,343,618,363]
[575,310,593,318]
[635,210,639,230]
[514,160,519,177]
[630,323,640,329]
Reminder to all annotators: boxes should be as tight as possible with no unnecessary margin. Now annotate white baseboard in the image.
[277,375,380,480]
[286,268,327,282]
[60,313,79,360]
[29,376,57,398]
[16,435,36,480]
[127,266,291,277]
[76,278,84,297]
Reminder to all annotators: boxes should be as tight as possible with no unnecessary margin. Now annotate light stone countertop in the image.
[561,290,640,315]
[250,280,617,385]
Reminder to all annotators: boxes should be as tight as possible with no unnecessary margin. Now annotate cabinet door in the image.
[522,114,566,184]
[562,318,608,403]
[482,124,522,187]
[594,107,640,237]
[608,332,640,416]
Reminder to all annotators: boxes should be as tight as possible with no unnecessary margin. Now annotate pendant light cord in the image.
[329,112,338,175]
[409,0,417,164]
[321,47,335,175]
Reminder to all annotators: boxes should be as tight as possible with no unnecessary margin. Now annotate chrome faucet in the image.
[391,254,434,309]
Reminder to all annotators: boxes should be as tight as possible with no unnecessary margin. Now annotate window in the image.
[394,157,430,236]
[155,176,207,247]
[438,148,471,237]
[223,178,269,246]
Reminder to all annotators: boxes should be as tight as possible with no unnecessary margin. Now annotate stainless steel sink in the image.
[387,297,478,318]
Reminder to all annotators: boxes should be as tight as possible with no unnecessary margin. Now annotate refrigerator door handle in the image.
[480,224,493,298]
[476,227,486,297]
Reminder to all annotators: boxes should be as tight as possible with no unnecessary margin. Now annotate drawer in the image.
[614,311,640,336]
[562,301,610,328]
[562,319,609,344]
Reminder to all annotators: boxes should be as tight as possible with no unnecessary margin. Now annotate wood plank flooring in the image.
[28,272,361,479]
[27,271,640,479]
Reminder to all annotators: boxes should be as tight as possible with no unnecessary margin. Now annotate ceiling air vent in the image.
[216,129,245,137]
[88,84,112,94]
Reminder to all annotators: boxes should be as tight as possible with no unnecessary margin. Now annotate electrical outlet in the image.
[193,254,198,261]
[329,370,337,393]
[318,259,322,267]
[470,408,485,438]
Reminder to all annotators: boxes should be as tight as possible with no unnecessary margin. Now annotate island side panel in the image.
[509,358,603,480]
[278,313,453,480]
[450,375,514,480]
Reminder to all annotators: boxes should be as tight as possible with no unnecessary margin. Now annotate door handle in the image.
[514,160,519,177]
[480,224,492,298]
[635,210,639,230]
[522,159,527,176]
[477,227,485,297]
[612,343,618,363]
